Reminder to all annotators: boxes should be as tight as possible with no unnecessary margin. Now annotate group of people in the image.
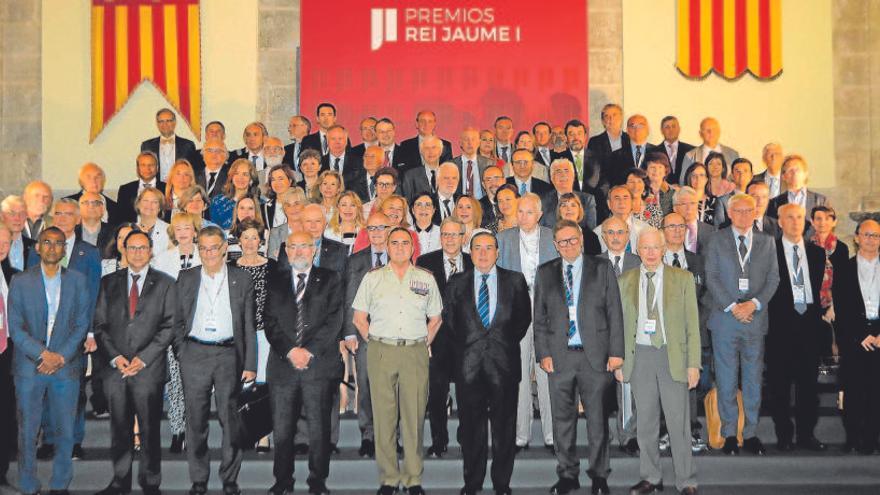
[0,102,877,495]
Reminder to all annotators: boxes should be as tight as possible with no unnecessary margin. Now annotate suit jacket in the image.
[757,216,782,238]
[704,227,780,336]
[300,131,352,155]
[539,190,598,231]
[347,170,373,203]
[479,195,498,229]
[64,191,122,227]
[195,164,231,199]
[496,226,559,275]
[832,257,878,353]
[320,152,364,187]
[432,193,461,226]
[598,251,642,275]
[766,190,829,220]
[618,266,701,383]
[506,176,553,197]
[282,141,303,171]
[27,237,102,321]
[141,135,196,166]
[92,267,177,382]
[682,251,710,344]
[401,165,438,205]
[654,140,695,185]
[693,221,717,254]
[416,250,473,366]
[74,223,114,253]
[604,143,656,186]
[679,144,740,184]
[453,155,494,198]
[443,267,531,384]
[277,236,349,274]
[116,180,168,223]
[533,256,624,372]
[398,136,453,170]
[267,224,291,261]
[753,171,786,196]
[1,259,19,284]
[173,265,256,374]
[7,265,90,379]
[261,198,284,230]
[6,236,35,270]
[553,148,602,192]
[768,240,826,339]
[587,131,631,166]
[343,249,380,339]
[263,266,344,381]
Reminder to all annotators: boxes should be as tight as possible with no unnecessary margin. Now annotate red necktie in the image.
[0,292,7,354]
[129,274,140,318]
[383,150,390,167]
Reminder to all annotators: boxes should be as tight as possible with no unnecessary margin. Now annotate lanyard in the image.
[201,269,228,315]
[735,233,753,275]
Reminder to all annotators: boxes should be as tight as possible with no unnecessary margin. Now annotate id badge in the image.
[644,319,657,335]
[738,278,749,292]
[792,285,806,304]
[568,306,577,323]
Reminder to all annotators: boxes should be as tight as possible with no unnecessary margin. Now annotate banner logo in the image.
[371,8,398,51]
[371,7,521,51]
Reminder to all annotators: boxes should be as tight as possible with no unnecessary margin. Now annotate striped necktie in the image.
[565,264,577,340]
[478,274,490,328]
[294,273,307,346]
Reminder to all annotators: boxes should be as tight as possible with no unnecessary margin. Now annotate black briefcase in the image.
[236,383,272,449]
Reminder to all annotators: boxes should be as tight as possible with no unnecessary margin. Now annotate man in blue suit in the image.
[9,226,91,495]
[27,198,101,459]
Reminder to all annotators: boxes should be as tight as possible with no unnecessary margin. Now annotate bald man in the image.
[228,122,268,172]
[679,117,740,184]
[605,114,654,186]
[401,135,445,204]
[64,163,122,226]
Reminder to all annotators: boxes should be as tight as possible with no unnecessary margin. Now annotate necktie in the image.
[142,182,152,189]
[672,252,681,268]
[519,182,527,196]
[447,257,458,279]
[769,177,778,196]
[0,291,7,354]
[500,147,509,162]
[793,245,807,314]
[443,199,451,217]
[333,157,341,172]
[666,142,675,162]
[635,145,643,167]
[645,272,663,348]
[686,223,697,252]
[383,150,390,167]
[564,264,577,340]
[478,274,491,328]
[754,219,762,232]
[374,252,384,268]
[295,273,307,346]
[614,255,622,276]
[321,134,328,154]
[574,153,584,179]
[542,148,550,165]
[129,273,140,318]
[430,169,437,192]
[251,155,258,165]
[738,235,748,260]
[207,172,218,193]
[369,175,377,199]
[466,160,474,195]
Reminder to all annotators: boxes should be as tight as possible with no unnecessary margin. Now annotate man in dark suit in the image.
[555,120,601,193]
[540,159,597,231]
[655,116,695,185]
[493,116,515,164]
[605,114,653,187]
[587,103,629,170]
[140,108,196,183]
[374,118,407,170]
[534,220,623,495]
[174,226,256,495]
[64,163,123,226]
[320,125,364,188]
[8,227,91,495]
[93,230,176,495]
[348,146,385,204]
[398,110,454,170]
[1,195,36,270]
[444,232,531,495]
[194,139,231,199]
[767,204,828,451]
[753,142,784,198]
[226,122,269,175]
[454,128,493,199]
[533,122,554,167]
[401,136,444,205]
[277,204,348,274]
[766,154,829,226]
[672,186,717,254]
[507,149,552,197]
[300,103,351,156]
[75,192,114,250]
[283,115,311,173]
[186,121,227,176]
[0,224,20,486]
[416,217,474,458]
[350,117,378,157]
[479,166,506,229]
[745,181,782,238]
[264,231,343,495]
[431,163,460,226]
[116,151,167,224]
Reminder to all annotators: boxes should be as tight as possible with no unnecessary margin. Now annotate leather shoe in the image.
[95,485,129,495]
[188,483,207,495]
[495,488,512,495]
[591,477,610,495]
[721,436,739,455]
[515,444,529,454]
[427,444,447,458]
[549,477,580,495]
[223,483,241,495]
[142,485,161,495]
[359,439,375,458]
[268,481,293,495]
[776,439,794,451]
[406,485,425,495]
[621,438,640,456]
[459,488,477,495]
[629,480,662,494]
[680,487,698,495]
[308,483,330,495]
[742,437,766,455]
[376,486,398,495]
[796,437,827,451]
[72,444,85,460]
[544,443,556,455]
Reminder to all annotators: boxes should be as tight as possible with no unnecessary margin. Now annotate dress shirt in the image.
[438,194,455,220]
[630,142,647,168]
[138,177,158,195]
[319,131,329,154]
[159,137,175,181]
[754,217,765,232]
[41,265,62,347]
[514,177,531,195]
[9,236,24,270]
[80,223,101,246]
[64,234,75,264]
[272,202,287,228]
[537,147,551,165]
[443,253,463,281]
[699,144,722,159]
[461,154,484,198]
[787,188,807,210]
[291,266,312,301]
[329,152,346,173]
[781,237,814,304]
[663,248,689,270]
[189,265,234,341]
[636,264,667,346]
[473,266,498,324]
[857,254,880,319]
[370,248,388,268]
[726,226,762,311]
[563,255,584,346]
[608,250,626,275]
[764,172,782,198]
[519,227,541,288]
[415,224,441,254]
[127,266,148,296]
[312,238,323,267]
[664,140,678,166]
[496,143,511,162]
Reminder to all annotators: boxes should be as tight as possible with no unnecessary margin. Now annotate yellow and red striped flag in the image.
[677,0,781,80]
[91,0,201,142]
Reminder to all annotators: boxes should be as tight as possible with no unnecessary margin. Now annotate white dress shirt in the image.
[636,264,667,346]
[782,237,813,304]
[519,227,541,288]
[159,137,175,182]
[442,253,463,281]
[189,265,234,341]
[857,254,880,319]
[416,224,441,254]
[663,248,689,270]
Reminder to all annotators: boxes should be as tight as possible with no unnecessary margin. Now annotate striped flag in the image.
[91,0,201,142]
[677,0,781,80]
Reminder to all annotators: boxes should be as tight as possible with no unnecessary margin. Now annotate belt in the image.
[567,345,584,351]
[369,336,426,346]
[186,335,235,347]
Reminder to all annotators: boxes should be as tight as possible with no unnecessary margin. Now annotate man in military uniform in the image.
[353,227,443,495]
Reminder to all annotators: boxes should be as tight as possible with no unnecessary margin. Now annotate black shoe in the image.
[268,481,293,495]
[796,437,827,451]
[169,433,185,454]
[406,486,425,495]
[359,439,376,458]
[329,444,340,455]
[142,485,161,495]
[721,436,739,455]
[36,443,55,460]
[294,443,310,455]
[95,486,129,495]
[549,477,580,495]
[0,475,8,487]
[48,490,70,495]
[72,444,85,460]
[223,483,241,495]
[776,439,794,451]
[459,488,477,495]
[188,483,207,495]
[591,477,610,495]
[256,444,272,454]
[544,443,555,455]
[377,486,398,495]
[427,444,447,458]
[621,438,640,456]
[308,483,330,495]
[742,437,766,455]
[629,480,663,494]
[514,444,529,454]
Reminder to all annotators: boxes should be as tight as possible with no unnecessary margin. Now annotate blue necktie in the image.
[564,264,577,339]
[519,182,527,196]
[478,274,491,328]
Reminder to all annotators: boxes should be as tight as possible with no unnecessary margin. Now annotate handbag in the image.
[235,382,272,449]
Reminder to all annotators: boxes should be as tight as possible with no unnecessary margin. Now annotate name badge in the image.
[792,285,806,305]
[738,278,749,292]
[568,306,577,323]
[644,319,657,335]
[410,281,429,296]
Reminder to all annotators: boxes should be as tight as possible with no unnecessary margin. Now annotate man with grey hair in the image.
[679,117,740,184]
[754,142,784,198]
[22,180,53,239]
[401,135,444,204]
[541,158,597,232]
[454,127,493,198]
[672,186,717,254]
[0,195,35,269]
[398,110,454,170]
[434,163,461,224]
[196,138,230,198]
[283,115,311,172]
[140,108,196,182]
[607,114,652,184]
[262,136,291,186]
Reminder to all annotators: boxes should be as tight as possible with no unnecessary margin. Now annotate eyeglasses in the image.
[126,245,150,253]
[366,225,388,232]
[40,239,66,248]
[861,232,880,240]
[663,224,687,230]
[512,160,530,166]
[555,236,581,247]
[198,245,223,254]
[287,243,314,250]
[376,181,395,188]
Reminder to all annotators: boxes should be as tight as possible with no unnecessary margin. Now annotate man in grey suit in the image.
[672,186,716,254]
[174,226,256,495]
[704,194,779,456]
[679,118,739,184]
[540,159,597,231]
[401,136,444,204]
[453,128,493,199]
[534,220,623,495]
[496,193,558,453]
[8,227,91,495]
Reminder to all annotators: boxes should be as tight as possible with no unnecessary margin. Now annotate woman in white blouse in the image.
[324,191,364,251]
[152,212,202,279]
[411,193,441,254]
[135,187,170,256]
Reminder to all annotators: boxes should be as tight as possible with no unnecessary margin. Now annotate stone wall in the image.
[257,0,301,137]
[0,0,41,196]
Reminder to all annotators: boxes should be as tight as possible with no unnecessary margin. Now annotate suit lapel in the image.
[185,272,200,329]
[137,269,158,314]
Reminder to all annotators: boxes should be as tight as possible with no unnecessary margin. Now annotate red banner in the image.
[300,0,588,139]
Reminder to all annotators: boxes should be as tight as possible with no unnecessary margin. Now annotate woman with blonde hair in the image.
[325,191,364,250]
[478,129,505,168]
[452,195,483,250]
[163,159,196,220]
[209,158,261,229]
[311,170,345,220]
